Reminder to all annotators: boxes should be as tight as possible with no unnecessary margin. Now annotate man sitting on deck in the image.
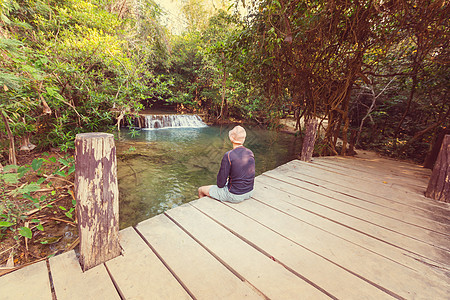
[198,125,255,203]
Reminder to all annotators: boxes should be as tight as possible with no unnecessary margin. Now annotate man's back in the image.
[217,146,255,195]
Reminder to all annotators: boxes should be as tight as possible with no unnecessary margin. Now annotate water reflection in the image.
[116,125,301,228]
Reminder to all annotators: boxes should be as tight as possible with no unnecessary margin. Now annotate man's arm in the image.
[216,153,230,188]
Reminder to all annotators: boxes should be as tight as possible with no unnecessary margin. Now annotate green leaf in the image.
[19,227,32,239]
[59,206,67,211]
[16,183,41,195]
[58,158,70,167]
[3,165,19,172]
[68,164,75,175]
[55,171,66,177]
[17,166,29,178]
[22,194,35,201]
[31,219,40,223]
[37,224,44,231]
[32,158,43,171]
[22,65,44,80]
[49,157,57,163]
[0,221,13,227]
[2,173,19,184]
[37,177,46,184]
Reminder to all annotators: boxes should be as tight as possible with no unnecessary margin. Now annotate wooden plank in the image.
[189,198,394,299]
[282,160,450,224]
[135,213,265,299]
[166,202,338,299]
[267,166,450,234]
[49,250,120,300]
[322,155,431,178]
[252,183,449,281]
[220,195,449,299]
[105,227,191,299]
[266,166,450,234]
[0,260,52,300]
[314,157,430,191]
[257,174,450,266]
[283,160,450,218]
[292,158,435,202]
[313,156,429,182]
[301,159,427,193]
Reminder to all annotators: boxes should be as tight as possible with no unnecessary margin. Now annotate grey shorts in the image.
[209,185,253,203]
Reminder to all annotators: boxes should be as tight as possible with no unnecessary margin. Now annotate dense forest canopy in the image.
[0,0,449,164]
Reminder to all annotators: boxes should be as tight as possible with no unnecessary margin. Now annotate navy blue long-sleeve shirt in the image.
[217,146,255,195]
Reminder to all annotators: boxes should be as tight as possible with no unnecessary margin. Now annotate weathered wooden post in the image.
[75,133,120,271]
[425,134,449,202]
[300,118,319,162]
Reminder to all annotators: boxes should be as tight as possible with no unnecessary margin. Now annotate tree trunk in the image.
[1,111,17,165]
[300,118,318,162]
[75,133,120,271]
[218,52,227,120]
[424,128,450,169]
[425,135,449,203]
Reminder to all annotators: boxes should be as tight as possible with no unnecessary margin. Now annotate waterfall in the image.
[143,114,207,129]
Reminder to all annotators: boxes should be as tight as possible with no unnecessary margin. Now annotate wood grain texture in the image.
[136,214,265,299]
[75,132,120,271]
[426,135,450,202]
[300,118,318,161]
[2,155,449,299]
[105,227,191,299]
[0,261,52,300]
[49,250,120,300]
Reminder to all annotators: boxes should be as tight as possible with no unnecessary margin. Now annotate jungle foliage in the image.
[1,0,449,165]
[235,0,449,160]
[0,0,168,157]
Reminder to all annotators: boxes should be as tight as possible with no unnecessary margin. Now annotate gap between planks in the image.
[262,168,450,234]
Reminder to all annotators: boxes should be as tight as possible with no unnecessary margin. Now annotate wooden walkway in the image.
[1,155,449,299]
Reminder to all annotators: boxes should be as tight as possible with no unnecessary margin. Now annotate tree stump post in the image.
[75,133,120,271]
[425,134,449,202]
[300,118,319,162]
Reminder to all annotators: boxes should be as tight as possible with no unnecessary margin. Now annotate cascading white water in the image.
[143,114,207,129]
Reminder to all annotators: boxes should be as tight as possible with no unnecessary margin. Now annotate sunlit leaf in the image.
[68,164,75,175]
[59,158,70,167]
[2,173,19,184]
[3,165,19,172]
[19,227,32,239]
[16,183,41,194]
[0,221,13,227]
[55,171,66,177]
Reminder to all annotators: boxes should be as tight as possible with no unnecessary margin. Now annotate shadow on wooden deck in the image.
[1,155,449,299]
